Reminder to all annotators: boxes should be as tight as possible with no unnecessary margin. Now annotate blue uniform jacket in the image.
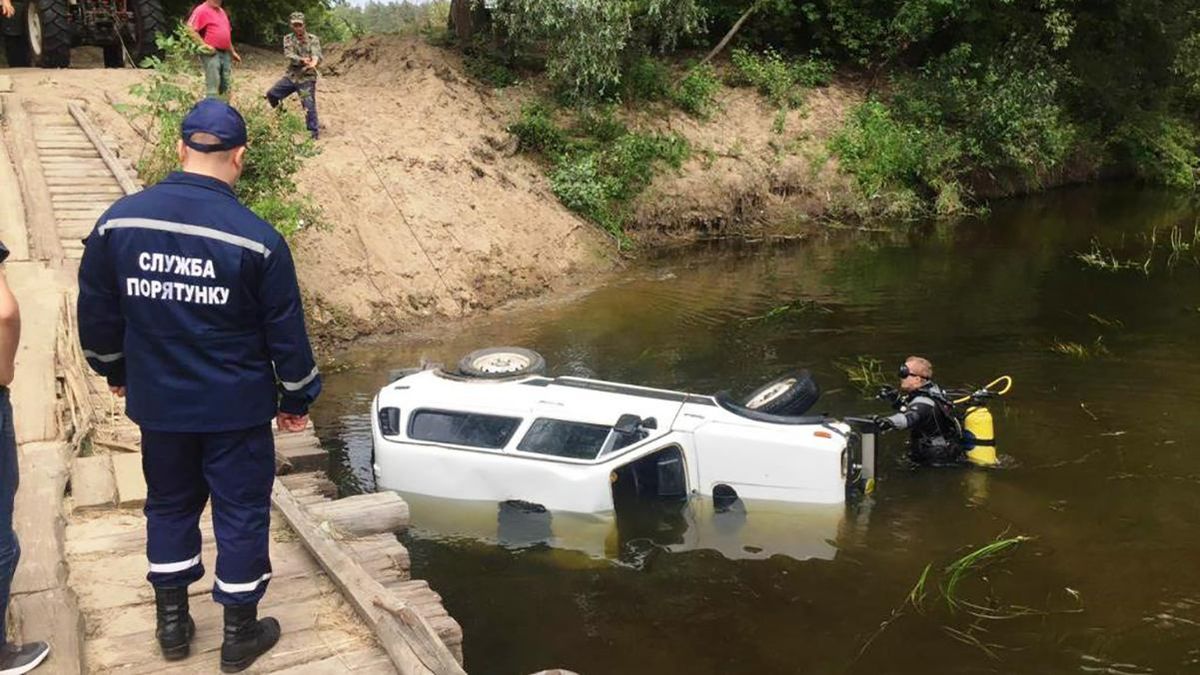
[77,171,321,433]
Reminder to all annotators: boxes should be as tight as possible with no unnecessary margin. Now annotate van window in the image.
[518,419,612,460]
[409,410,521,449]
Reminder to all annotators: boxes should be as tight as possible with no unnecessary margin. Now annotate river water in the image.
[311,185,1200,674]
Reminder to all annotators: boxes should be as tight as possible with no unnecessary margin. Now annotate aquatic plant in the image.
[1049,337,1109,359]
[941,535,1031,611]
[834,356,889,397]
[742,299,833,324]
[856,533,1045,664]
[1073,239,1142,272]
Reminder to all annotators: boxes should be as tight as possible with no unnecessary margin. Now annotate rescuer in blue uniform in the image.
[77,99,322,673]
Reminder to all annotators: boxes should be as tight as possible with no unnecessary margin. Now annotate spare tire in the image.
[458,347,547,379]
[742,370,821,416]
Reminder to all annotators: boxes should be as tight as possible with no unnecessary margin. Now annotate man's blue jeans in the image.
[0,389,21,648]
[266,78,319,139]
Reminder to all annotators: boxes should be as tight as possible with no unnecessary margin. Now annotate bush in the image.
[829,100,965,217]
[549,130,688,240]
[509,103,572,158]
[1116,113,1200,190]
[671,63,721,117]
[512,100,688,243]
[729,47,833,108]
[624,57,672,102]
[127,25,320,238]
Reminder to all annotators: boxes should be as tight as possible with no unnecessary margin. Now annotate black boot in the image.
[154,587,195,661]
[219,604,281,673]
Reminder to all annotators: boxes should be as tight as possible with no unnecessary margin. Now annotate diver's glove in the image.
[876,385,899,403]
[871,415,896,432]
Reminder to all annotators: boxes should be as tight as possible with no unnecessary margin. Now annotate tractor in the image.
[2,0,166,68]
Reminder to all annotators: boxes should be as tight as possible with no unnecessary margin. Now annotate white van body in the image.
[371,369,863,515]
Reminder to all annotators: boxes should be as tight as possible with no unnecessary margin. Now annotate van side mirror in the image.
[614,414,642,435]
[641,417,658,430]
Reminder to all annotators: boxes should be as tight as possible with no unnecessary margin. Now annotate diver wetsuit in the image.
[881,382,964,464]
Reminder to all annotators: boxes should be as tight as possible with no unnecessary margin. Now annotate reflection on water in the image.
[313,185,1200,674]
[399,492,853,563]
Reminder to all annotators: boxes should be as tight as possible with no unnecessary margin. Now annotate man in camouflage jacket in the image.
[265,12,322,139]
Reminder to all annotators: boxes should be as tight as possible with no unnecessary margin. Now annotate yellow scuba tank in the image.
[962,405,997,466]
[953,376,1011,467]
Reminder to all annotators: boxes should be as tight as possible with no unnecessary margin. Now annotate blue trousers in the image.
[266,77,319,139]
[142,424,275,606]
[0,390,20,649]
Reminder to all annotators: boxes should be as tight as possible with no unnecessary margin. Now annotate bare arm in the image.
[185,25,215,53]
[1,0,15,19]
[0,269,22,388]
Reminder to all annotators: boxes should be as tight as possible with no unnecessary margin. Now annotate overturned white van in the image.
[370,348,873,515]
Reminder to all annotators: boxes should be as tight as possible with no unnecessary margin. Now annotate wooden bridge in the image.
[1,75,465,674]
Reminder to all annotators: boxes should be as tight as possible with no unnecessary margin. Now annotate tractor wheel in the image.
[26,0,71,68]
[129,0,166,65]
[102,45,123,68]
[3,35,31,67]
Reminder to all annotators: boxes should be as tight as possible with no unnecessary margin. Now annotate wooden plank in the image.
[70,455,116,511]
[0,122,32,261]
[9,589,84,675]
[54,208,108,221]
[309,493,410,537]
[2,96,64,262]
[273,480,466,674]
[36,148,101,157]
[277,443,328,473]
[112,452,148,508]
[70,102,142,195]
[36,141,96,150]
[11,442,70,595]
[7,263,63,443]
[45,169,119,178]
[48,187,124,196]
[45,176,118,186]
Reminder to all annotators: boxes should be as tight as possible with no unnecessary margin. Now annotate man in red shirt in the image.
[186,0,242,98]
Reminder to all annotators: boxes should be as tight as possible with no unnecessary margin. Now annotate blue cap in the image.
[180,98,248,152]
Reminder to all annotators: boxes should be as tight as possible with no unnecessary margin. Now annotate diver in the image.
[874,356,965,465]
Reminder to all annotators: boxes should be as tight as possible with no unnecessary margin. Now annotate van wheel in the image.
[742,370,821,415]
[458,347,547,379]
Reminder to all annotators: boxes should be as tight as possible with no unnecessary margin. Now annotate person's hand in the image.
[276,412,308,433]
[110,386,126,398]
[1,0,15,19]
[876,385,898,401]
[872,415,895,432]
[199,44,216,56]
[231,50,242,63]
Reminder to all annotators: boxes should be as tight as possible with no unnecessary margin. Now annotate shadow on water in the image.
[312,184,1200,674]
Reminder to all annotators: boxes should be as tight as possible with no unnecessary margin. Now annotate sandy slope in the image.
[5,39,612,349]
[3,36,863,350]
